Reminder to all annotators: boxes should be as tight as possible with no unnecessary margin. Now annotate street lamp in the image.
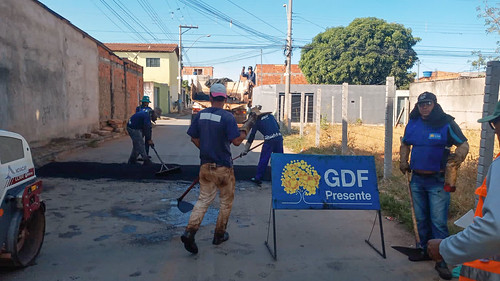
[183,34,211,54]
[178,25,198,113]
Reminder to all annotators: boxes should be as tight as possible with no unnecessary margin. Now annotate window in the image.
[194,68,203,75]
[146,58,160,67]
[0,136,25,164]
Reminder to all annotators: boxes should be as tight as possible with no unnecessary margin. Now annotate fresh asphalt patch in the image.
[37,162,271,181]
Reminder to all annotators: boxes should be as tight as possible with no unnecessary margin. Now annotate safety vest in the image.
[460,153,500,281]
[404,118,449,172]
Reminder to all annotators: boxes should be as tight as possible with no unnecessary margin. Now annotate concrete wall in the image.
[253,84,386,125]
[0,0,100,144]
[0,0,143,145]
[409,77,486,129]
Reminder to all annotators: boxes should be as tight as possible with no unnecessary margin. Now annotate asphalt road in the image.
[0,116,446,281]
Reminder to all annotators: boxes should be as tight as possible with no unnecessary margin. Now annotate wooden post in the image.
[300,92,305,137]
[315,89,322,146]
[383,77,395,179]
[342,83,348,155]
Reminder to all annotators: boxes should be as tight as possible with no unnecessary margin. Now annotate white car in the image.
[0,130,45,267]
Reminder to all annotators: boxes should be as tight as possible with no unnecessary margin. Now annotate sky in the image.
[38,0,500,81]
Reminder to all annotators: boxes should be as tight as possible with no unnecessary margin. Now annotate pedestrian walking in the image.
[241,105,283,185]
[181,83,255,254]
[427,100,500,281]
[399,91,469,280]
[126,110,153,166]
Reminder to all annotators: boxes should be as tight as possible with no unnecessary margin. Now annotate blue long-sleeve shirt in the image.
[242,71,256,85]
[247,113,282,144]
[127,111,152,141]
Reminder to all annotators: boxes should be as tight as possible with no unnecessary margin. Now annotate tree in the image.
[473,0,500,68]
[299,17,420,88]
[469,51,491,72]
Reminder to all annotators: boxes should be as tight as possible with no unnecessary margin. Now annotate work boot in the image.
[212,232,229,245]
[435,261,452,280]
[181,231,198,254]
[250,177,262,186]
[127,157,137,165]
[143,159,153,166]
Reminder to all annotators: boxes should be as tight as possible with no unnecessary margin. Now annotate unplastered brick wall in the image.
[251,64,308,86]
[98,45,144,127]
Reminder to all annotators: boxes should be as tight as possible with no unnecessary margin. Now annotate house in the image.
[105,43,179,114]
[182,66,213,77]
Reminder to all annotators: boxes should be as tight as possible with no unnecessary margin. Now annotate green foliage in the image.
[299,17,420,88]
[320,115,329,130]
[473,1,500,68]
[469,51,491,72]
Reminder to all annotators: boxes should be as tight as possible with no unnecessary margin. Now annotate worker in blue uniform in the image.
[241,66,256,107]
[135,96,156,159]
[399,91,469,280]
[127,110,154,166]
[242,105,283,185]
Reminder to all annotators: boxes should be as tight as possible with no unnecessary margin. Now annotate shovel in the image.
[176,142,264,213]
[392,172,423,258]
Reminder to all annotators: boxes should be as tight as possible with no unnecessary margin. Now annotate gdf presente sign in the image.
[271,154,380,210]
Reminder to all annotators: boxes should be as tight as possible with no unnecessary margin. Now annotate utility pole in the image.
[284,0,293,132]
[260,49,263,86]
[178,25,198,113]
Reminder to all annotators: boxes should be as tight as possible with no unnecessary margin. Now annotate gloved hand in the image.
[240,112,257,134]
[148,140,154,146]
[399,140,411,174]
[444,162,459,192]
[448,141,469,166]
[240,142,251,156]
[399,162,411,175]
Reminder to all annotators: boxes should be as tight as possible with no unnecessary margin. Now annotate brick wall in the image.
[251,64,308,86]
[98,45,143,126]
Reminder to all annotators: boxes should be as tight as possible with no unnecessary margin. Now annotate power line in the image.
[99,0,150,42]
[225,0,284,35]
[178,0,283,45]
[137,0,175,41]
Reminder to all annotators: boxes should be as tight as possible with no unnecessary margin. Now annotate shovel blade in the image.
[392,246,423,258]
[177,199,194,213]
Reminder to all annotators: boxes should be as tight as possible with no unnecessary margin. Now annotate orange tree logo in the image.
[281,160,321,196]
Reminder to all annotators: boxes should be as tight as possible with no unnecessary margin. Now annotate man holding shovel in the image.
[400,92,469,279]
[181,83,255,254]
[428,100,500,281]
[241,105,283,186]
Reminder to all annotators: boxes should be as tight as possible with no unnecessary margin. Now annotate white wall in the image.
[410,78,486,129]
[0,0,99,144]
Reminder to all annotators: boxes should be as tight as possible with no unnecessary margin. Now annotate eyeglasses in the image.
[418,101,433,107]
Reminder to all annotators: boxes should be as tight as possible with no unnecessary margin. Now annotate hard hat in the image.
[141,96,151,103]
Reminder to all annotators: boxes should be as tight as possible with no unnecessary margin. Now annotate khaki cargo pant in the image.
[186,163,236,235]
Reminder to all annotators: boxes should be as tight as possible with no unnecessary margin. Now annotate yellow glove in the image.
[240,112,257,135]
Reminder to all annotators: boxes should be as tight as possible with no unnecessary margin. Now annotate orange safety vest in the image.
[459,153,500,281]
